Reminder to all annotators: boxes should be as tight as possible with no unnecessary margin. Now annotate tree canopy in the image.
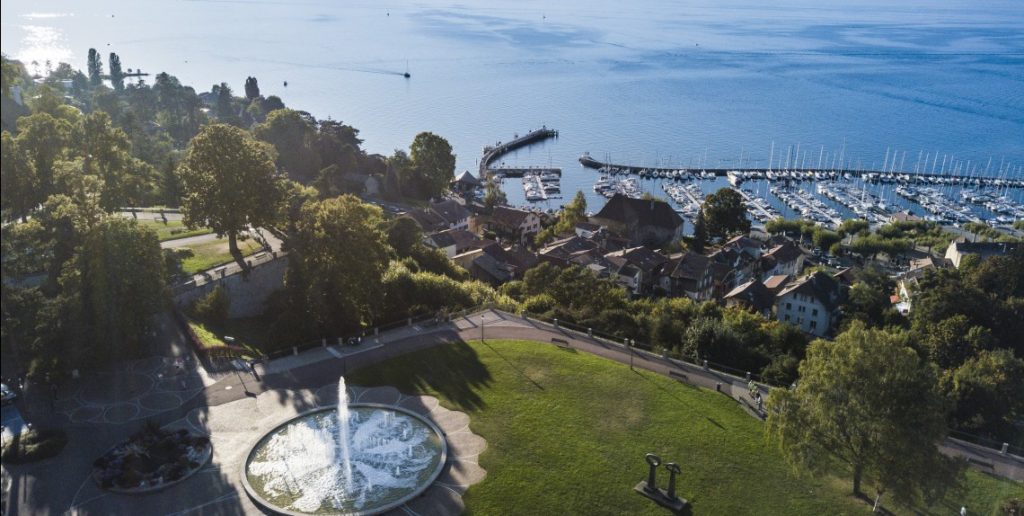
[766,322,962,505]
[701,188,750,240]
[406,132,455,199]
[254,108,321,182]
[177,123,284,255]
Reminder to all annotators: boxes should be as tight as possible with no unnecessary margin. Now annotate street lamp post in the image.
[481,314,485,341]
[629,339,634,370]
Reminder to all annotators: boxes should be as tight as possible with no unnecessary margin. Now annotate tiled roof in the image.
[593,194,683,231]
[776,271,842,312]
[491,206,533,229]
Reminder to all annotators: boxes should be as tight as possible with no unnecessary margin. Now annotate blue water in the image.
[3,0,1022,211]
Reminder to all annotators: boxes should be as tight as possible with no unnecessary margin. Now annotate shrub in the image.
[192,285,230,325]
[0,428,68,464]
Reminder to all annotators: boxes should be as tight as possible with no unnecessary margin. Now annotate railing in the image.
[512,310,782,389]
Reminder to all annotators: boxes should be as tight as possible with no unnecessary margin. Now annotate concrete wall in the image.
[173,256,288,318]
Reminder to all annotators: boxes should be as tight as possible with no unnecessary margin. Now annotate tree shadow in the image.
[479,339,544,391]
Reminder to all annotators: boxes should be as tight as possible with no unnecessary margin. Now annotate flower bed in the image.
[92,424,211,493]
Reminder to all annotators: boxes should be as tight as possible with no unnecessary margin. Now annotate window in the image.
[797,317,803,324]
[812,308,818,316]
[784,315,790,322]
[786,302,792,310]
[810,320,817,329]
[798,305,805,313]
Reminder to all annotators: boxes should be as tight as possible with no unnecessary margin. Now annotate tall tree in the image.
[213,82,239,125]
[87,48,103,86]
[253,108,321,183]
[0,132,39,222]
[244,76,260,100]
[108,52,124,91]
[15,112,73,197]
[700,188,750,240]
[941,349,1024,440]
[289,195,390,335]
[59,217,165,366]
[177,124,284,256]
[482,175,507,214]
[408,132,455,199]
[691,210,707,253]
[766,322,963,506]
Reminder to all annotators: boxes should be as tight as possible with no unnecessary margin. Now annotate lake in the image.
[3,0,1023,212]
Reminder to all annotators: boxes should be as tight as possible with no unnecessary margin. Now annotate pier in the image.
[732,188,775,222]
[489,167,561,178]
[481,127,559,176]
[578,154,1024,189]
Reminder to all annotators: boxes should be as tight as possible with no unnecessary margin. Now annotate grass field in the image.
[173,236,263,274]
[137,219,213,242]
[346,339,1023,515]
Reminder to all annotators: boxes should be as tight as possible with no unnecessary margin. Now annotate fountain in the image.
[242,378,447,515]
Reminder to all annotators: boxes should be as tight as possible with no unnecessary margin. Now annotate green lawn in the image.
[345,339,1022,515]
[174,237,263,275]
[188,321,260,359]
[137,219,213,242]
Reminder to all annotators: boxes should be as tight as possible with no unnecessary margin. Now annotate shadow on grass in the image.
[479,339,544,391]
[345,335,494,413]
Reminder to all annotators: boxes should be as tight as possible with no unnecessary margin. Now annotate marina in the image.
[578,154,1024,189]
[770,185,843,228]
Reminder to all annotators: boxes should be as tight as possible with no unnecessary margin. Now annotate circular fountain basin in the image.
[242,403,447,516]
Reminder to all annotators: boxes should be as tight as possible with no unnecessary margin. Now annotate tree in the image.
[841,282,901,330]
[244,76,260,100]
[1,132,39,222]
[177,124,284,256]
[289,196,391,335]
[812,227,841,252]
[535,190,586,245]
[386,216,423,257]
[766,322,962,505]
[15,113,74,197]
[941,349,1024,440]
[254,109,321,183]
[87,48,103,86]
[213,82,239,125]
[262,95,285,113]
[482,175,507,213]
[691,210,708,253]
[408,132,455,199]
[108,52,124,91]
[60,217,165,366]
[701,188,750,240]
[917,315,992,370]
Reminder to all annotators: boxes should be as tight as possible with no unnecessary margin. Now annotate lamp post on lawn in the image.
[225,336,247,394]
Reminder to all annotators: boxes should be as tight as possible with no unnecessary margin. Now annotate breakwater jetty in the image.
[579,153,1024,189]
[481,127,559,176]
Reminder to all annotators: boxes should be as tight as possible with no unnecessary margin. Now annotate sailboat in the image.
[403,60,411,79]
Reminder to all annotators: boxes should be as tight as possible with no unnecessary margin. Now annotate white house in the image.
[774,271,841,336]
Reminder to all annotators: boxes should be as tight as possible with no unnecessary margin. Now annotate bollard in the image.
[292,346,299,356]
[745,371,751,380]
[1002,442,1009,455]
[374,327,379,336]
[553,318,559,328]
[716,382,721,392]
[703,359,709,371]
[321,337,327,347]
[588,328,593,337]
[522,312,528,320]
[408,318,413,326]
[337,337,343,346]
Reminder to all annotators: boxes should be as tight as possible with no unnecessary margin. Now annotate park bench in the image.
[550,337,570,347]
